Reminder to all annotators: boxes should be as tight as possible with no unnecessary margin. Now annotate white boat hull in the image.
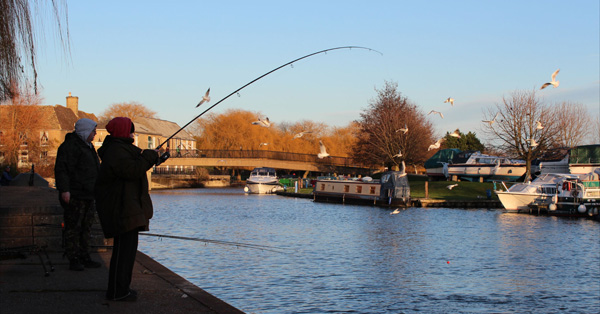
[244,181,282,194]
[496,191,551,211]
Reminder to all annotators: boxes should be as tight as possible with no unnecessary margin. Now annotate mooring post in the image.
[425,181,429,199]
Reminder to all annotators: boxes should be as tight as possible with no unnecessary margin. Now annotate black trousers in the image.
[106,228,139,299]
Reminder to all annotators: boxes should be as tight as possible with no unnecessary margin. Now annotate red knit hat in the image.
[106,117,134,138]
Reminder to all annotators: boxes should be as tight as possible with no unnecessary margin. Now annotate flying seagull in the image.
[195,88,211,108]
[540,69,560,89]
[535,121,544,130]
[482,112,499,126]
[390,208,401,215]
[259,142,269,147]
[428,110,444,119]
[396,124,408,134]
[449,129,461,138]
[446,183,458,190]
[444,97,455,106]
[428,138,443,151]
[393,149,403,158]
[252,117,271,127]
[293,131,312,139]
[527,138,538,148]
[317,140,330,159]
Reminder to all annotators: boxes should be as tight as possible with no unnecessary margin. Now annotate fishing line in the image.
[157,45,382,149]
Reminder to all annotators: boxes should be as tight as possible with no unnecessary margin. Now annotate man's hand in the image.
[61,191,71,204]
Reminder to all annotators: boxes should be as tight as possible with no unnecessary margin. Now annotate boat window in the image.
[344,185,349,192]
[370,186,376,194]
[356,186,362,193]
[269,171,275,176]
[320,184,325,191]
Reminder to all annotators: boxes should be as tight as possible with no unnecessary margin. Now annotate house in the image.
[0,93,196,168]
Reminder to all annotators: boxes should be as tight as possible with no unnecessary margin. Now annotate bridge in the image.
[156,149,373,176]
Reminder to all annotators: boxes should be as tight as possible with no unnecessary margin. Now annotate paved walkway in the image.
[0,249,245,314]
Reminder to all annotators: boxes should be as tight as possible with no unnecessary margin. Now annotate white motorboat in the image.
[495,173,579,211]
[446,151,526,182]
[244,167,283,194]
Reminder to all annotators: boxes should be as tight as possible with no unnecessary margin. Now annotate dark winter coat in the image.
[54,132,100,200]
[94,135,158,238]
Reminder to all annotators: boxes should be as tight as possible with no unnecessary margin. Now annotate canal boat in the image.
[446,151,526,182]
[244,167,283,194]
[312,167,411,207]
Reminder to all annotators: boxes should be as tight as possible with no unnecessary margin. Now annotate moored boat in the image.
[446,151,526,182]
[313,169,411,207]
[244,167,283,194]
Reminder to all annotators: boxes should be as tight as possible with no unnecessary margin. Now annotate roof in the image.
[134,117,195,140]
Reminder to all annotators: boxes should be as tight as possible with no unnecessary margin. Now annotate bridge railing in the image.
[168,149,364,168]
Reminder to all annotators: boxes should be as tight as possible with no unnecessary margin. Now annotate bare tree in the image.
[98,101,158,124]
[553,101,593,147]
[482,89,559,181]
[0,0,70,102]
[352,81,434,170]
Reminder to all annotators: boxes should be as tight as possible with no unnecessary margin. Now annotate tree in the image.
[98,102,158,124]
[1,0,70,102]
[0,90,50,168]
[352,81,434,170]
[482,89,559,181]
[442,129,485,152]
[553,101,592,147]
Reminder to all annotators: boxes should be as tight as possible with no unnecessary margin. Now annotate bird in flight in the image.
[444,97,455,106]
[482,112,500,126]
[449,129,461,138]
[535,121,544,130]
[252,117,271,127]
[428,139,443,151]
[540,69,560,89]
[259,142,269,148]
[390,208,401,215]
[293,131,312,139]
[396,124,408,134]
[393,149,403,158]
[446,183,458,190]
[527,138,538,148]
[428,110,444,119]
[317,140,330,159]
[195,88,211,108]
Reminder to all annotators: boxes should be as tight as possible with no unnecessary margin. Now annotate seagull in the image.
[535,121,544,130]
[446,183,458,190]
[428,139,443,151]
[396,124,408,134]
[390,208,401,215]
[195,88,211,108]
[259,142,269,147]
[540,69,560,89]
[449,129,461,138]
[317,140,330,159]
[482,112,499,126]
[252,117,271,127]
[428,110,444,119]
[444,97,455,106]
[527,138,538,147]
[293,131,312,139]
[393,149,403,158]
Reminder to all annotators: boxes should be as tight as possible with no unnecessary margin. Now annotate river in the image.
[140,188,600,314]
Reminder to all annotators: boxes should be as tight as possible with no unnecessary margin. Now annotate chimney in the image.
[66,92,79,116]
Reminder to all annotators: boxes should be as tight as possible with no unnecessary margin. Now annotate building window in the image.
[147,136,153,149]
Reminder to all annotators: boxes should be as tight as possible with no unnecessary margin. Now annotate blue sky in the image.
[36,1,599,142]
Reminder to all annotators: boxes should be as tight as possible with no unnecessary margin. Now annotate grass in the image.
[290,175,500,200]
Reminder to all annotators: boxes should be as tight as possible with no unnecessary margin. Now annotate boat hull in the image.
[244,181,282,194]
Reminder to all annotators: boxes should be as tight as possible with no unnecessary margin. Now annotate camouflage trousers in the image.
[63,198,96,261]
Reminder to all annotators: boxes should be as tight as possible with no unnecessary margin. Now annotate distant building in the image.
[0,93,195,168]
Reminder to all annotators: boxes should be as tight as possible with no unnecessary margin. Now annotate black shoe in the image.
[108,291,137,302]
[69,258,84,271]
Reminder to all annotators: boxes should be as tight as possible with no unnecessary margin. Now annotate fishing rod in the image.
[156,45,382,150]
[140,232,292,253]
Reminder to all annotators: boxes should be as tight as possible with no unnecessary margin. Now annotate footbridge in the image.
[157,149,373,175]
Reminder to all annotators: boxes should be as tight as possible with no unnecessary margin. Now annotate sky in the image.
[34,1,599,143]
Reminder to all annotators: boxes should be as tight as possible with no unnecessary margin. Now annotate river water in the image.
[140,188,600,314]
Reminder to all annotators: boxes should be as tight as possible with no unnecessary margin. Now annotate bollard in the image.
[425,181,429,199]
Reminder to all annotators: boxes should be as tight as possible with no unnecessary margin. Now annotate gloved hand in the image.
[156,151,170,166]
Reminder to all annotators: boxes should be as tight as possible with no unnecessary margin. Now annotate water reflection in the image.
[143,188,600,313]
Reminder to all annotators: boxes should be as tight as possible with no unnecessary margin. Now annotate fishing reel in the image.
[156,151,170,166]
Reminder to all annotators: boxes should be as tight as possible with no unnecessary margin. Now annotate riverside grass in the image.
[293,175,500,200]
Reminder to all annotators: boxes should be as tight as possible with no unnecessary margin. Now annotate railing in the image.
[166,149,364,168]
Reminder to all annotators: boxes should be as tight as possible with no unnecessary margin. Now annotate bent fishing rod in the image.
[156,45,382,150]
